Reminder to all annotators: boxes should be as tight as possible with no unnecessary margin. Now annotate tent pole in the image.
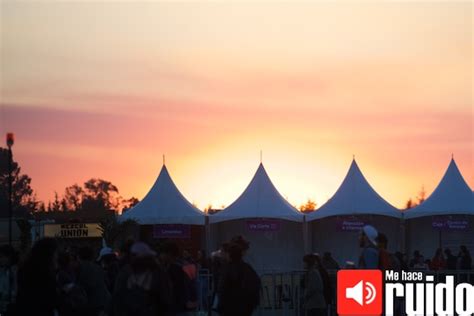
[205,216,211,258]
[400,216,406,255]
[303,215,309,254]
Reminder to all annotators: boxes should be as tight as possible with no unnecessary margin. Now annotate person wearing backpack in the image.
[217,241,260,316]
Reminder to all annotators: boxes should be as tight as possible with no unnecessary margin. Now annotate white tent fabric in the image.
[210,163,303,223]
[307,159,401,221]
[120,165,205,225]
[404,159,474,219]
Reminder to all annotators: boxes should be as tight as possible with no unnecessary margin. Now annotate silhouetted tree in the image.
[99,216,138,249]
[120,197,139,214]
[416,185,426,205]
[299,199,317,213]
[0,147,38,217]
[62,183,84,211]
[48,192,62,212]
[404,185,427,210]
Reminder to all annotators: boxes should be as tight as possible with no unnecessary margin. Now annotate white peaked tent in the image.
[404,159,474,259]
[210,163,304,224]
[307,159,402,266]
[210,163,305,272]
[120,164,205,225]
[404,159,474,219]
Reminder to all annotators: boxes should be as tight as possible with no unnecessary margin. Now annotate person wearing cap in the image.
[97,247,119,294]
[358,225,379,269]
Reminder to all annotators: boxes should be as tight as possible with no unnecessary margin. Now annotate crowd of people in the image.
[0,227,472,316]
[299,225,473,316]
[355,225,472,272]
[0,239,203,316]
[0,236,261,316]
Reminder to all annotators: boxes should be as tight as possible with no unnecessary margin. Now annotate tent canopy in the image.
[404,159,474,219]
[120,165,205,225]
[307,159,401,221]
[210,163,303,223]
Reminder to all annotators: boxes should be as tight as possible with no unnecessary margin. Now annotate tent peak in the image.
[307,159,401,220]
[210,160,303,223]
[404,158,473,218]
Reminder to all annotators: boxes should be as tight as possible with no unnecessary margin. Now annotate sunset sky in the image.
[1,2,472,210]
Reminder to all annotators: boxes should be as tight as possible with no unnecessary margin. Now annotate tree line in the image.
[0,147,139,222]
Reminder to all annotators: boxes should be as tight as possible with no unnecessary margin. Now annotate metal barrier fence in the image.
[197,269,474,316]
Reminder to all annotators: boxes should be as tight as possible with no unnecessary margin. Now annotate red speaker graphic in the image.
[337,270,382,316]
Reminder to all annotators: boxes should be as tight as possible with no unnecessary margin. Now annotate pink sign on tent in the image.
[153,224,191,238]
[432,216,469,231]
[336,216,367,232]
[246,219,281,232]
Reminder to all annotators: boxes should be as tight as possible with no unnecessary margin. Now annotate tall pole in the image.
[8,147,12,247]
[6,133,14,247]
[6,133,14,304]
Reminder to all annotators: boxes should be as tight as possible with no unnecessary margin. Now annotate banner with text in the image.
[153,224,191,239]
[44,223,102,238]
[336,217,367,232]
[246,219,281,232]
[432,216,469,231]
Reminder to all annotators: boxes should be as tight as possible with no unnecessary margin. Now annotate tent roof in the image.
[307,159,401,221]
[210,163,303,223]
[404,159,474,219]
[120,165,205,225]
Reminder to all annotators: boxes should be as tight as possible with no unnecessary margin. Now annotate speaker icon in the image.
[337,270,382,315]
[345,280,377,306]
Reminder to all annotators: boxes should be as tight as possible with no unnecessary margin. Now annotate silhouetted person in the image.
[110,242,172,316]
[57,251,87,316]
[217,241,260,316]
[0,245,18,313]
[376,233,401,271]
[430,248,445,271]
[210,242,230,309]
[394,252,409,271]
[358,225,379,269]
[160,241,197,315]
[76,246,110,316]
[444,248,457,270]
[314,254,332,311]
[97,247,120,293]
[302,254,326,316]
[321,252,339,270]
[409,250,421,269]
[458,245,472,270]
[16,238,59,316]
[118,239,135,269]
